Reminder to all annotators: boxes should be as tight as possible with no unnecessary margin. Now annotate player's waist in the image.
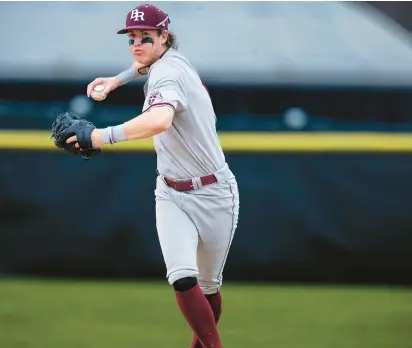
[159,163,232,192]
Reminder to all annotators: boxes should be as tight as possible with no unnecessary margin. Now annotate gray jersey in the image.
[142,48,226,180]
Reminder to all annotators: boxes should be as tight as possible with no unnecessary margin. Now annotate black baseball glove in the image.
[51,112,101,160]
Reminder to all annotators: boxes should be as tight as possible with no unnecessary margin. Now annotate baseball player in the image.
[67,4,239,347]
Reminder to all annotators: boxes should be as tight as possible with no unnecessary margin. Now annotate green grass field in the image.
[0,278,411,348]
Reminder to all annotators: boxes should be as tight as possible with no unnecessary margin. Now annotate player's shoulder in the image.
[162,48,189,64]
[150,49,195,78]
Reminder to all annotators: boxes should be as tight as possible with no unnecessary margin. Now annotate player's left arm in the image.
[99,64,183,144]
[67,64,182,148]
[66,106,174,149]
[115,105,175,140]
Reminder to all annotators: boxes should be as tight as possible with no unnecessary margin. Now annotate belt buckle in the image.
[173,180,181,190]
[185,179,194,191]
[167,178,194,191]
[174,179,185,191]
[181,179,194,191]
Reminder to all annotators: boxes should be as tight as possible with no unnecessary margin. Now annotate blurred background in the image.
[1,1,412,347]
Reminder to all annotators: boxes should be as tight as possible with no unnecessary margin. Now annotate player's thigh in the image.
[156,196,200,285]
[195,179,240,293]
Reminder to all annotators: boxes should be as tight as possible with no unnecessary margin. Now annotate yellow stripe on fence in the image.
[1,130,412,153]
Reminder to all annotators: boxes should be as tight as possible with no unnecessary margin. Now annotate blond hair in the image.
[158,30,178,50]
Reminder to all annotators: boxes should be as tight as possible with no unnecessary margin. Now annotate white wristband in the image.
[101,125,127,145]
[115,66,137,86]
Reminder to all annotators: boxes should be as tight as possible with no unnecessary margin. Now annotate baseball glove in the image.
[51,112,101,160]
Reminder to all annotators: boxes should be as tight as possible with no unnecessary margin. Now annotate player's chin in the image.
[134,54,155,66]
[134,53,148,63]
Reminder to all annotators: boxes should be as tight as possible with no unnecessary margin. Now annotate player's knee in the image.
[199,280,221,295]
[167,268,198,286]
[173,276,197,292]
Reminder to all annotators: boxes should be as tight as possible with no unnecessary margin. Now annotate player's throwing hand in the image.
[87,62,147,100]
[86,77,121,99]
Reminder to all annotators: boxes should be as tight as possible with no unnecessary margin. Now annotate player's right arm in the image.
[86,61,148,98]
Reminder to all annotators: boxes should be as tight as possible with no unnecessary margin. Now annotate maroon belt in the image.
[164,174,217,191]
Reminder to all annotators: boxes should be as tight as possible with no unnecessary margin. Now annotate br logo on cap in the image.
[130,9,145,21]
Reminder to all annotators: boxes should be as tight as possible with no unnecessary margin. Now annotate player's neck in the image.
[154,46,168,63]
[143,46,168,72]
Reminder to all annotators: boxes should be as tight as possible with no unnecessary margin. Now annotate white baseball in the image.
[91,84,106,101]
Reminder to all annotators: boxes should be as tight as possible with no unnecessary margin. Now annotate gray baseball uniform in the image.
[142,48,240,294]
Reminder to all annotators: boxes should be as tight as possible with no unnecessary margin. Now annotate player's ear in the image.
[160,30,168,45]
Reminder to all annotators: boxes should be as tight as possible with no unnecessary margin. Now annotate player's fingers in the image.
[66,135,77,144]
[86,83,94,97]
[102,85,112,95]
[87,84,94,98]
[86,81,97,97]
[75,143,80,148]
[87,78,103,97]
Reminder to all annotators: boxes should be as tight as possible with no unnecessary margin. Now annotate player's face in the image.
[128,30,168,66]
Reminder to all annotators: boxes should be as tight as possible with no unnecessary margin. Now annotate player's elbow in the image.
[155,116,172,132]
[150,106,174,132]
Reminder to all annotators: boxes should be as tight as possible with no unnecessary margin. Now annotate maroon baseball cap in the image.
[117,4,171,34]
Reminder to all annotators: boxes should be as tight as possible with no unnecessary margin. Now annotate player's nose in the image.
[132,38,142,46]
[129,38,142,46]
